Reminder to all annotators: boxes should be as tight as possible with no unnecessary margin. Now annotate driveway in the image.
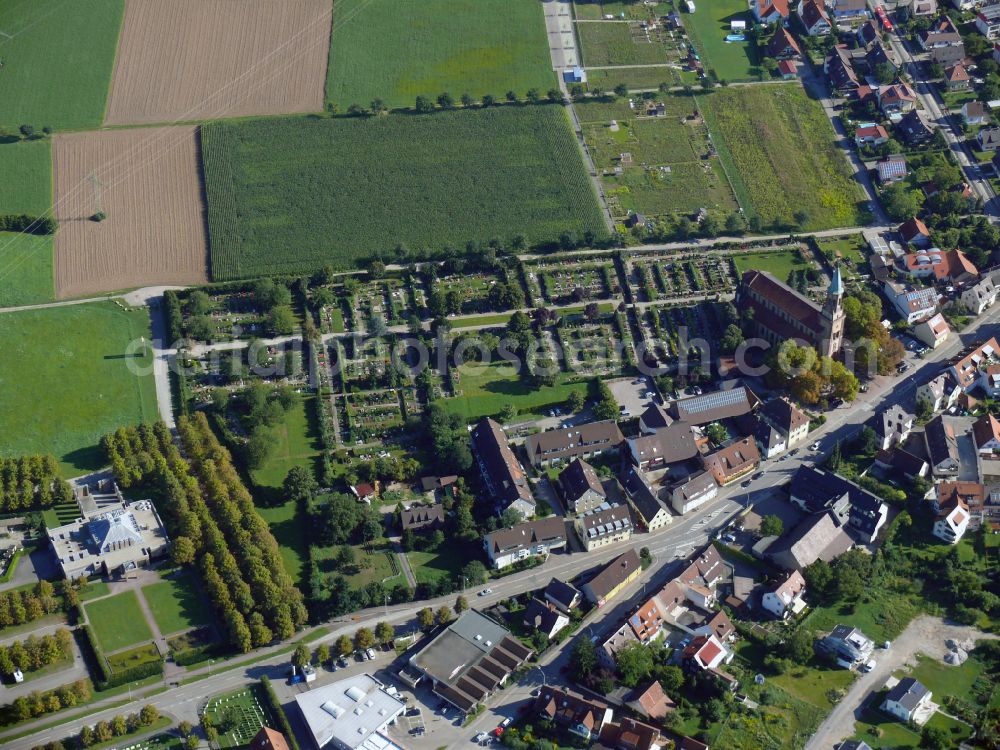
[804,616,999,750]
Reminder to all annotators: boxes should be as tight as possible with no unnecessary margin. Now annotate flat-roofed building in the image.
[295,673,405,750]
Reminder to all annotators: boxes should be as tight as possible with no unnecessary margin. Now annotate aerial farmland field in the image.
[0,301,158,475]
[104,0,332,126]
[326,0,556,111]
[51,126,209,299]
[0,140,51,215]
[699,85,864,231]
[201,106,607,280]
[0,0,125,131]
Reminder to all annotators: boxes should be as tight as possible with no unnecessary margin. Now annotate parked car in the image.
[366,648,377,660]
[810,441,821,451]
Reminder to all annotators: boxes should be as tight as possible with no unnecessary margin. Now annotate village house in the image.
[532,688,612,742]
[751,0,790,24]
[599,718,663,750]
[818,624,875,667]
[882,279,938,324]
[400,503,445,534]
[914,312,951,349]
[919,16,965,65]
[758,397,809,449]
[559,458,608,515]
[980,126,1000,152]
[945,63,971,91]
[767,26,802,59]
[826,46,860,93]
[933,485,973,542]
[768,510,854,570]
[789,466,889,542]
[879,83,917,115]
[627,422,698,470]
[977,4,1000,39]
[581,548,642,607]
[471,417,535,518]
[949,337,1000,391]
[482,517,567,569]
[874,404,914,450]
[638,403,671,434]
[701,437,761,486]
[618,465,673,532]
[525,420,624,469]
[522,598,570,640]
[881,678,933,724]
[829,0,868,18]
[666,470,719,515]
[761,570,807,619]
[543,577,582,614]
[626,681,676,721]
[855,124,889,146]
[682,635,738,691]
[902,0,938,16]
[573,504,634,552]
[670,386,760,424]
[896,109,936,147]
[874,445,930,480]
[924,415,961,476]
[755,419,787,459]
[857,20,880,48]
[799,0,832,34]
[964,100,989,126]
[917,373,961,412]
[960,274,997,316]
[877,156,908,184]
[974,413,1000,455]
[896,248,978,284]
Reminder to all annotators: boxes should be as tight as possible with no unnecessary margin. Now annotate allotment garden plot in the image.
[699,85,864,231]
[524,255,620,306]
[326,0,555,111]
[580,95,738,221]
[628,252,737,302]
[201,106,607,280]
[681,0,761,82]
[104,0,332,126]
[52,126,208,299]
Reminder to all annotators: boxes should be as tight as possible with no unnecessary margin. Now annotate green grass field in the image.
[407,541,477,587]
[0,139,51,214]
[326,0,555,111]
[314,541,402,589]
[142,573,212,636]
[682,0,760,82]
[732,249,807,281]
[578,22,670,66]
[0,234,53,307]
[0,0,125,131]
[0,301,158,474]
[584,66,693,91]
[85,591,153,653]
[443,361,588,422]
[699,85,864,230]
[851,703,972,749]
[201,106,607,280]
[804,590,921,645]
[105,642,161,673]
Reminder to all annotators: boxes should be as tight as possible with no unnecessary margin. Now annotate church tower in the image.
[820,265,846,357]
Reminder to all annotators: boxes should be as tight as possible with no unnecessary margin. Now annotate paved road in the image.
[804,616,998,750]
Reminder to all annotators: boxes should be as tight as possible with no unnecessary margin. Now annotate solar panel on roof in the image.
[681,389,745,413]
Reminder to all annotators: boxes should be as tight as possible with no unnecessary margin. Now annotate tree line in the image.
[103,419,307,652]
[0,455,72,513]
[0,628,72,677]
[0,580,63,630]
[6,679,92,724]
[74,705,161,748]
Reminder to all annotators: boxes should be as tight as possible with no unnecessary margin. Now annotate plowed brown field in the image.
[52,126,209,298]
[104,0,332,126]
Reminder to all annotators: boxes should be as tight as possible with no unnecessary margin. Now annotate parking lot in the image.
[606,376,656,418]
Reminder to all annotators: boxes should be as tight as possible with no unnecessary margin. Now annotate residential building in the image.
[737,267,845,357]
[574,504,634,551]
[882,279,937,324]
[47,483,169,580]
[682,635,738,690]
[933,492,971,542]
[470,417,534,517]
[964,100,989,125]
[751,0,790,24]
[946,63,971,91]
[949,337,1000,391]
[483,517,567,569]
[533,687,612,741]
[919,16,965,64]
[879,83,917,115]
[639,403,671,434]
[626,682,676,721]
[855,124,889,146]
[857,20,881,47]
[895,109,935,147]
[524,420,624,468]
[897,248,978,283]
[400,503,445,534]
[974,413,1000,455]
[559,458,607,515]
[799,0,832,34]
[980,126,1000,151]
[618,465,672,532]
[599,717,663,750]
[667,470,719,515]
[669,386,760,425]
[903,0,938,15]
[522,598,570,639]
[599,623,642,668]
[838,743,874,750]
[899,217,932,247]
[294,673,405,750]
[914,313,951,349]
[829,0,868,18]
[881,678,932,723]
[761,570,807,619]
[767,26,802,59]
[875,404,914,450]
[977,4,1000,39]
[789,466,889,542]
[826,46,860,92]
[818,624,875,667]
[924,415,961,476]
[402,610,532,712]
[756,420,787,459]
[701,437,760,486]
[962,274,998,314]
[768,510,854,570]
[627,422,698,469]
[877,156,907,184]
[759,397,809,448]
[250,728,291,750]
[581,548,642,607]
[779,60,800,80]
[543,578,582,614]
[917,373,961,412]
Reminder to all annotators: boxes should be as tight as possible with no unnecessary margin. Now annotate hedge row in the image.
[0,214,55,235]
[260,676,302,750]
[77,626,164,691]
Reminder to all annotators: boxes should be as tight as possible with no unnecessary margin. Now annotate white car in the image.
[810,441,821,451]
[479,588,493,596]
[861,659,876,673]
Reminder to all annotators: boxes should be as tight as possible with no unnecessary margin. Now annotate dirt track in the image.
[104,0,332,126]
[52,126,209,299]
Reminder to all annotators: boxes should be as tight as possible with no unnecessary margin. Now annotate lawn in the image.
[0,301,158,475]
[699,85,865,231]
[249,393,322,588]
[682,0,761,82]
[201,106,607,280]
[850,703,973,749]
[0,0,126,131]
[142,573,212,636]
[732,249,807,281]
[407,540,478,587]
[0,234,53,307]
[105,642,161,673]
[0,139,51,215]
[584,65,692,91]
[314,541,403,589]
[442,361,589,422]
[578,22,671,66]
[326,0,556,111]
[737,641,856,709]
[84,591,153,653]
[908,653,989,707]
[574,1,673,20]
[803,589,921,645]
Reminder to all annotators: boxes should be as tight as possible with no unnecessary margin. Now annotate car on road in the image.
[859,384,869,393]
[861,659,877,673]
[897,363,910,374]
[752,471,764,480]
[740,479,752,488]
[778,455,788,462]
[479,588,493,596]
[789,448,799,456]
[810,441,821,451]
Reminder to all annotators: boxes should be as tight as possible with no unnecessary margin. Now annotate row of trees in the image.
[0,455,71,512]
[0,580,63,629]
[766,341,859,406]
[9,679,92,722]
[76,705,161,748]
[0,628,72,676]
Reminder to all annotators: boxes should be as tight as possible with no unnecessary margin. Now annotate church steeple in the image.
[827,264,844,299]
[820,264,845,358]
